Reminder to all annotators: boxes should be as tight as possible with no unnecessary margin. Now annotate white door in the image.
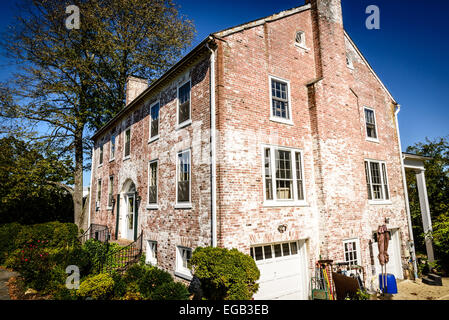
[125,193,135,241]
[373,229,403,280]
[251,240,308,300]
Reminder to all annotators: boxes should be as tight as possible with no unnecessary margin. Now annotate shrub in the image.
[13,222,79,250]
[81,239,109,274]
[137,266,173,299]
[150,281,190,300]
[0,223,23,264]
[111,271,127,298]
[189,247,260,300]
[78,273,114,300]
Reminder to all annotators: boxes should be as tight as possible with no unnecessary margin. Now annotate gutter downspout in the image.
[87,146,94,230]
[206,37,217,247]
[394,104,418,279]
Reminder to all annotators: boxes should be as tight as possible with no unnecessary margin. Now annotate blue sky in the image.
[0,0,447,186]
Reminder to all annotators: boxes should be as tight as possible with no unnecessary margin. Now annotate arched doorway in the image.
[118,179,137,241]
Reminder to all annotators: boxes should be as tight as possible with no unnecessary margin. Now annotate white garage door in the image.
[251,240,308,300]
[372,229,403,281]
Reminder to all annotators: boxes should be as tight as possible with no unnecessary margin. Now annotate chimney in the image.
[125,75,148,106]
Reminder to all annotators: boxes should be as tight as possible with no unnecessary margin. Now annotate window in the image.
[107,176,114,208]
[346,53,354,69]
[99,145,103,166]
[364,108,378,140]
[176,246,192,279]
[343,239,361,266]
[148,160,158,205]
[250,241,300,262]
[110,132,116,160]
[263,146,306,205]
[124,127,131,158]
[96,179,102,210]
[150,101,160,140]
[365,160,390,202]
[177,80,191,126]
[176,150,191,206]
[146,241,157,266]
[295,31,306,48]
[270,77,292,124]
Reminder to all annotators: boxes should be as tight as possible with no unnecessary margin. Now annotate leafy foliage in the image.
[406,136,449,273]
[78,273,115,300]
[189,247,260,300]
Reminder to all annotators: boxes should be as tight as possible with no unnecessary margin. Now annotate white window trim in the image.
[175,246,192,280]
[109,132,116,162]
[343,238,362,266]
[364,107,379,143]
[269,75,293,125]
[294,31,309,50]
[123,126,131,160]
[261,144,308,207]
[107,175,114,210]
[145,240,158,266]
[175,149,192,209]
[346,54,354,70]
[149,100,160,143]
[146,159,159,210]
[96,179,102,211]
[176,78,192,130]
[98,145,104,167]
[365,159,391,205]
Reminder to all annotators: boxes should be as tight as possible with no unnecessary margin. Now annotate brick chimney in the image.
[125,75,148,106]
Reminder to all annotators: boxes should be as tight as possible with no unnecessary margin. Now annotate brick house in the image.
[89,0,418,299]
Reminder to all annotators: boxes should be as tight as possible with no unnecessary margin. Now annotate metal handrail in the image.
[78,224,110,244]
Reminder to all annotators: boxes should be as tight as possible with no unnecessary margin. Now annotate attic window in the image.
[295,31,306,48]
[346,54,354,69]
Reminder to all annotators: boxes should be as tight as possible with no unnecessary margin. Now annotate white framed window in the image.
[175,149,191,208]
[149,101,160,142]
[177,79,191,128]
[269,76,293,125]
[124,126,131,159]
[343,239,361,266]
[364,107,378,141]
[365,159,390,203]
[145,240,157,266]
[250,241,300,262]
[175,246,192,280]
[147,160,158,208]
[262,145,306,206]
[294,31,307,49]
[98,145,103,166]
[107,176,114,209]
[110,131,116,161]
[96,179,102,211]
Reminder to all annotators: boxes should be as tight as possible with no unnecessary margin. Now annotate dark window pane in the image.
[274,244,282,257]
[264,148,273,200]
[150,103,159,138]
[290,242,298,255]
[282,243,290,256]
[254,246,263,261]
[178,82,191,124]
[125,129,131,156]
[264,246,272,259]
[177,152,190,202]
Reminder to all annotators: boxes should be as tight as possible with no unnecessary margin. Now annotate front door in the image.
[126,193,135,240]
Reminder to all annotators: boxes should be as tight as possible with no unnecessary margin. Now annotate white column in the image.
[415,169,435,262]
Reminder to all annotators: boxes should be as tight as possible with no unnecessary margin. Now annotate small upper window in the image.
[295,31,306,48]
[150,101,160,140]
[124,127,131,158]
[178,80,191,126]
[364,108,378,140]
[99,145,103,166]
[110,132,116,160]
[270,77,291,122]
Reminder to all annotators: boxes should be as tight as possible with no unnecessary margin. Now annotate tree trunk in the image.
[73,125,87,232]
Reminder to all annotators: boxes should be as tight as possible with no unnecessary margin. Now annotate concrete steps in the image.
[422,273,443,286]
[109,238,134,247]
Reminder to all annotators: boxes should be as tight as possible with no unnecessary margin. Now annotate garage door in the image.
[251,240,308,300]
[372,229,403,281]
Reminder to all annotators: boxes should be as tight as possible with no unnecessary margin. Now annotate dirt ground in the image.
[391,277,449,300]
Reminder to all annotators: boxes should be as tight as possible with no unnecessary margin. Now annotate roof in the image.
[402,152,432,161]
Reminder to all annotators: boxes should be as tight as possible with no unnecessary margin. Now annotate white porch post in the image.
[415,169,435,262]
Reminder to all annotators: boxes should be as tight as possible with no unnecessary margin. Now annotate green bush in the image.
[0,223,23,264]
[78,273,114,300]
[150,281,190,300]
[137,266,173,298]
[81,239,109,274]
[189,247,260,300]
[111,271,127,298]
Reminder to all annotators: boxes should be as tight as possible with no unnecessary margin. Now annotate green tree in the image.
[0,0,195,229]
[0,136,73,224]
[406,136,449,272]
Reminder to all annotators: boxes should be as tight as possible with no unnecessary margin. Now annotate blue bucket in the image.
[379,274,398,294]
